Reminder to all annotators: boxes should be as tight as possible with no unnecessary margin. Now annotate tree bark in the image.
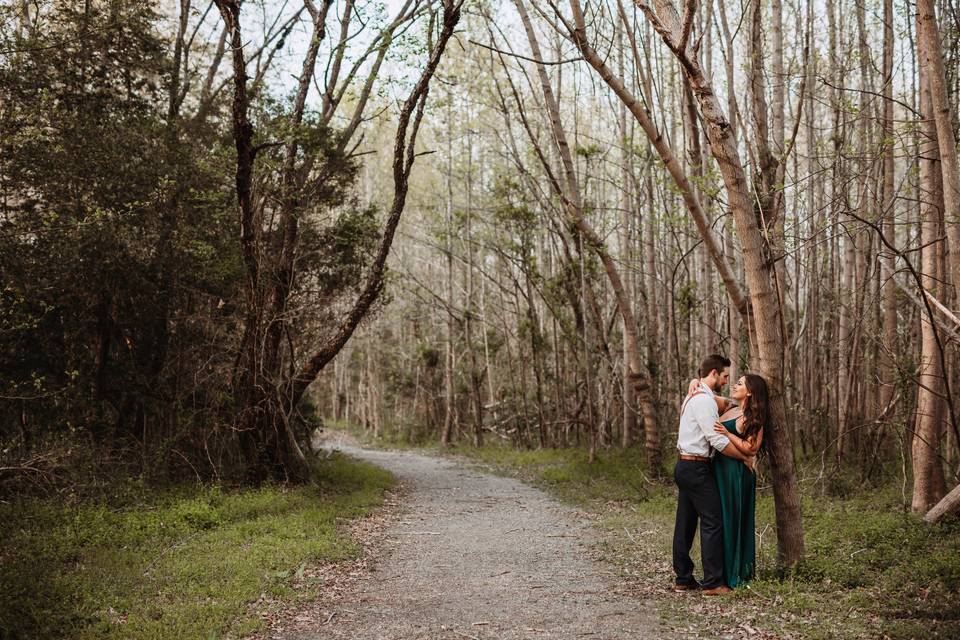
[917,0,960,300]
[878,0,897,414]
[924,482,960,523]
[286,2,464,415]
[618,25,637,448]
[517,0,662,471]
[636,0,805,564]
[442,90,456,447]
[213,0,276,481]
[912,40,948,512]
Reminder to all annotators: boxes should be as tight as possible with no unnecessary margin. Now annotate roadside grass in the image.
[438,441,959,640]
[0,452,393,640]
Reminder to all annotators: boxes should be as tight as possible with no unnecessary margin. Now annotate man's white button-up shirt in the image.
[677,382,730,457]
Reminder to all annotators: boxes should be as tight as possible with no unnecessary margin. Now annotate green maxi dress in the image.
[713,417,757,587]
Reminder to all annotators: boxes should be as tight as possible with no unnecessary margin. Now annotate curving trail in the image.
[290,435,668,640]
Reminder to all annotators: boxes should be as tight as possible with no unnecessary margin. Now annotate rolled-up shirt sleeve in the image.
[691,396,730,452]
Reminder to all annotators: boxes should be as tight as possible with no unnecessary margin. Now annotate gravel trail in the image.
[292,435,668,640]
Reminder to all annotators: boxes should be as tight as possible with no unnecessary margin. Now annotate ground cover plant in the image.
[0,453,393,640]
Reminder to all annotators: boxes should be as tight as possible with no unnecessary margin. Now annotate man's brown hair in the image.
[699,354,731,378]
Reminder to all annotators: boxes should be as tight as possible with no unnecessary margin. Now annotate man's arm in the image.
[691,397,729,452]
[687,379,732,414]
[715,396,739,413]
[691,399,754,466]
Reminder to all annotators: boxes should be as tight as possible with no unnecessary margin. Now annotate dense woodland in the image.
[3,0,960,567]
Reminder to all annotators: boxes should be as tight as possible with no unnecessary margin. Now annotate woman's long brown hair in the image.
[741,373,770,445]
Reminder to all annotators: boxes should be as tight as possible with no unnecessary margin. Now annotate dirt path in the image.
[287,434,669,639]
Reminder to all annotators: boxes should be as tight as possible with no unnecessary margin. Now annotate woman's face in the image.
[731,376,750,402]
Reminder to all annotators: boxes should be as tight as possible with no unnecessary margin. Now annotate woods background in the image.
[3,0,960,563]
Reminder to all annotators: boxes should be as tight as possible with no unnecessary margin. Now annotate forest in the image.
[1,0,959,637]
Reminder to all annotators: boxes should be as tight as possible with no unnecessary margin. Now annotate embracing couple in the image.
[672,354,769,595]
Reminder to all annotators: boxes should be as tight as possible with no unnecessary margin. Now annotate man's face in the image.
[711,367,730,393]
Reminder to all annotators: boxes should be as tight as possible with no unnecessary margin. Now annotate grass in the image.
[0,452,394,640]
[403,437,959,640]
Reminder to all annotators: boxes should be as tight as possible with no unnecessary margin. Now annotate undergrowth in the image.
[0,452,393,640]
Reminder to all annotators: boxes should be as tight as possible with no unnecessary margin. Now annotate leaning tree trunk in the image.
[636,0,805,565]
[285,1,465,419]
[516,0,662,472]
[566,0,751,327]
[925,482,960,523]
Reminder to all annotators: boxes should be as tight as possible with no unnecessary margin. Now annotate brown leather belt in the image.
[679,454,711,462]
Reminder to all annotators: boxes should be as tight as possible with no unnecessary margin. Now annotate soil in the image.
[274,432,671,640]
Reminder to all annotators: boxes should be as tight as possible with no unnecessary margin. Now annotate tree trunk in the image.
[517,0,662,472]
[917,0,960,300]
[878,0,897,414]
[924,482,960,523]
[637,0,805,564]
[912,44,948,512]
[464,133,484,447]
[442,96,456,447]
[619,30,637,448]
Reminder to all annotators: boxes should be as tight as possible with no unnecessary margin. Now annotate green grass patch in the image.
[0,452,393,640]
[443,440,960,639]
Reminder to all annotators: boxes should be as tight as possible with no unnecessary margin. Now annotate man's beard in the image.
[711,380,724,393]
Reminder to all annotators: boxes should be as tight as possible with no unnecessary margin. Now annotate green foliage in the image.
[308,204,382,303]
[574,143,602,159]
[418,343,441,369]
[674,281,699,319]
[0,0,389,482]
[0,0,240,462]
[0,454,393,639]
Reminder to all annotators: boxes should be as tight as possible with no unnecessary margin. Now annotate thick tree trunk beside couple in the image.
[511,0,803,562]
[629,0,805,565]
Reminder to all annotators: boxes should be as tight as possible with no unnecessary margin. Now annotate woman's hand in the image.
[687,378,700,396]
[744,456,756,473]
[713,420,727,435]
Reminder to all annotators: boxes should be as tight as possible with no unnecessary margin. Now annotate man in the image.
[672,354,754,595]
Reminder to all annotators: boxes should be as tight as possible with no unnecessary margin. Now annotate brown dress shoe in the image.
[672,582,700,592]
[701,585,732,596]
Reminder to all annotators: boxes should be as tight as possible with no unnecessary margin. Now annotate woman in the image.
[685,373,767,587]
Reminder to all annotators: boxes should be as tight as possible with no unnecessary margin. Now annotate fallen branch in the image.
[924,482,960,523]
